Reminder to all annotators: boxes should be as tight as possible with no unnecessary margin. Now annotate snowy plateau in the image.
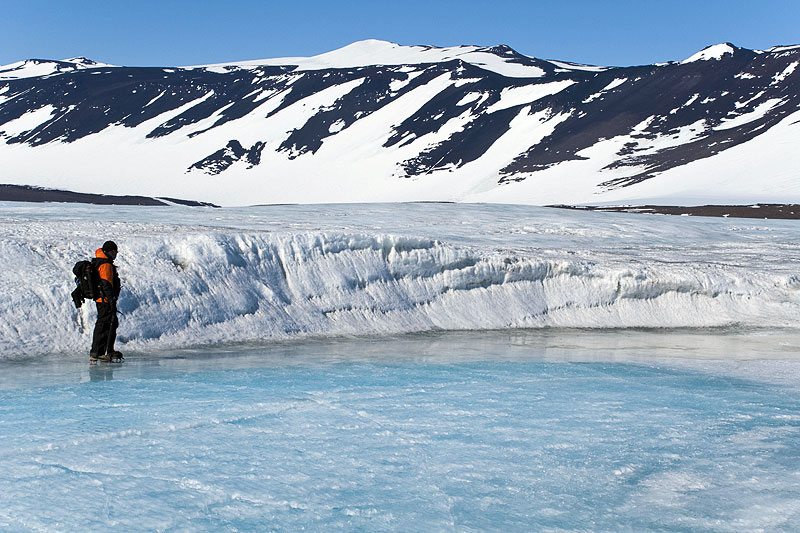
[0,40,799,206]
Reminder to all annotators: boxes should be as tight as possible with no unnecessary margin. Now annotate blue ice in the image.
[1,331,799,531]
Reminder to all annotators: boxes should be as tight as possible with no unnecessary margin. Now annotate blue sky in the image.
[2,0,798,67]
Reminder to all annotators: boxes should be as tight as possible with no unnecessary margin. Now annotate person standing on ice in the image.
[90,240,122,362]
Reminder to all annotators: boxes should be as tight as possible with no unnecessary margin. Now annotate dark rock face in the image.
[0,184,217,206]
[549,203,800,220]
[1,43,798,193]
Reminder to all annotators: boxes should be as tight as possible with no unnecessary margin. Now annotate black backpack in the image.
[71,260,99,308]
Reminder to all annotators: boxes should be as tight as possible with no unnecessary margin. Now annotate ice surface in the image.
[1,331,799,531]
[1,202,800,358]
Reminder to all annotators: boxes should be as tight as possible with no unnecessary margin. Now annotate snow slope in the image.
[0,40,799,206]
[2,203,799,358]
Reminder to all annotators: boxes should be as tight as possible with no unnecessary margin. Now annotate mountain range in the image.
[0,39,798,206]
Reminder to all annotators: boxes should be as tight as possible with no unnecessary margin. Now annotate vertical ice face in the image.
[1,204,799,357]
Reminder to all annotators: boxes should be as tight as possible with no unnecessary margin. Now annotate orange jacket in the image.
[94,248,118,303]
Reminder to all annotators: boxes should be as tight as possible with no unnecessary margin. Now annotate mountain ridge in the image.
[5,39,798,74]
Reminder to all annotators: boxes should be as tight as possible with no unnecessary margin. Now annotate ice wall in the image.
[2,222,799,358]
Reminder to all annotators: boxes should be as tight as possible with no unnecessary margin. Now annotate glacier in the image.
[2,202,800,531]
[2,202,799,358]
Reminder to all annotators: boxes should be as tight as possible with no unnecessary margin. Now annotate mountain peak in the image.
[195,40,548,78]
[0,56,114,80]
[681,43,740,64]
[61,56,99,65]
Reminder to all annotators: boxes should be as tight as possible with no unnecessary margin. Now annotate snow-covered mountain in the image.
[0,40,798,206]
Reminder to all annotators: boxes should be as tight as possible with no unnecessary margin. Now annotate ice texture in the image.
[0,333,799,531]
[1,202,800,358]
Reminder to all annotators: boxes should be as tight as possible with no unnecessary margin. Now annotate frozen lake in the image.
[1,330,800,531]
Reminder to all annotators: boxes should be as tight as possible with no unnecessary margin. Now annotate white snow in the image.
[681,93,700,107]
[584,108,800,205]
[735,90,765,109]
[765,45,800,53]
[601,77,628,91]
[328,119,346,133]
[388,70,423,92]
[669,94,701,114]
[0,58,115,80]
[0,105,58,137]
[485,81,575,114]
[455,92,484,107]
[546,59,609,72]
[681,43,736,64]
[1,203,800,358]
[191,40,549,78]
[771,61,798,85]
[0,60,61,79]
[582,78,627,103]
[144,90,166,107]
[714,98,784,130]
[1,41,799,208]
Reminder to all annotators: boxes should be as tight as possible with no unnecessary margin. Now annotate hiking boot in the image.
[108,351,124,361]
[90,353,113,362]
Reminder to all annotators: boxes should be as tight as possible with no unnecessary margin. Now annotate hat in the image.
[102,240,118,253]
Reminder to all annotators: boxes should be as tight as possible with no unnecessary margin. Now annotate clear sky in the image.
[2,0,798,68]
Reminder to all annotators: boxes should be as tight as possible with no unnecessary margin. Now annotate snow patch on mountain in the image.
[485,81,576,113]
[546,59,608,72]
[0,105,58,138]
[583,78,628,103]
[681,43,737,64]
[771,61,798,85]
[714,98,785,130]
[0,57,115,80]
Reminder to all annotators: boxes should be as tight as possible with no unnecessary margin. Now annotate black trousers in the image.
[91,301,118,355]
